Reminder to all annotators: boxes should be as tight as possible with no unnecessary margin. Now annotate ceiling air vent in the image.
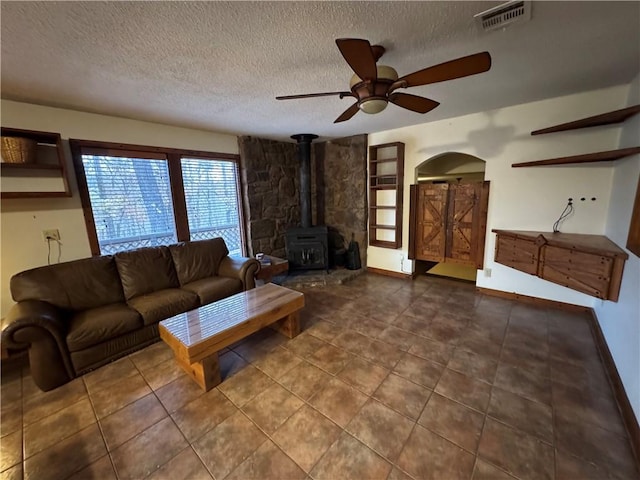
[475,1,531,32]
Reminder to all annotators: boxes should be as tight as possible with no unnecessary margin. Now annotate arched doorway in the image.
[408,152,489,283]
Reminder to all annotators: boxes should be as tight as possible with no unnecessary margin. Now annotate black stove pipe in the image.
[291,133,318,229]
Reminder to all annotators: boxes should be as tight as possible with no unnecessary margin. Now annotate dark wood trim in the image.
[367,266,412,279]
[531,105,640,135]
[233,159,248,257]
[627,175,640,258]
[589,309,640,471]
[69,140,101,255]
[475,286,591,313]
[475,181,490,269]
[512,147,640,168]
[68,139,240,161]
[408,184,417,260]
[79,147,167,161]
[395,143,404,249]
[167,153,189,242]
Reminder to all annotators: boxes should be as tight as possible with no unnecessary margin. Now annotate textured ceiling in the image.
[1,1,639,141]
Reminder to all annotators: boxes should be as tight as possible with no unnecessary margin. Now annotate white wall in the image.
[594,73,640,423]
[1,100,238,316]
[368,84,631,307]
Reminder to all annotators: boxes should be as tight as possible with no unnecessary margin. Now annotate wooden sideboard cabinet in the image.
[493,229,628,301]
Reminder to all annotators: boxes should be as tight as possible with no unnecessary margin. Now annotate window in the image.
[182,158,242,254]
[81,154,177,254]
[70,140,245,256]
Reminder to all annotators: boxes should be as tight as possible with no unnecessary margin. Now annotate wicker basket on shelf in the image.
[1,137,37,163]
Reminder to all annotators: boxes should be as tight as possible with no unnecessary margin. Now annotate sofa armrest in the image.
[2,300,75,391]
[218,255,261,290]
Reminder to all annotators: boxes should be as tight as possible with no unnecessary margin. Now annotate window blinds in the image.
[81,155,177,254]
[181,158,242,255]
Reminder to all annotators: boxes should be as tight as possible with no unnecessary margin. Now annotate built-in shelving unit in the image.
[1,127,71,199]
[369,142,404,249]
[513,105,640,168]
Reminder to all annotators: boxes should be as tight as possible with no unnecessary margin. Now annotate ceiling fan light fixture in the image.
[349,65,399,88]
[359,98,388,114]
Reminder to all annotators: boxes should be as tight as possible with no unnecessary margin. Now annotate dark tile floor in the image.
[1,273,637,479]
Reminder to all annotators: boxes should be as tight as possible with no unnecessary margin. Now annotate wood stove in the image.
[285,134,329,271]
[286,225,329,271]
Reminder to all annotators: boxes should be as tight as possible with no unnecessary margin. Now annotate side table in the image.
[256,255,289,284]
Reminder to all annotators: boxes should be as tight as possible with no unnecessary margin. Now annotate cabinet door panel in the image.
[415,184,448,262]
[541,246,613,299]
[446,184,477,265]
[495,236,540,275]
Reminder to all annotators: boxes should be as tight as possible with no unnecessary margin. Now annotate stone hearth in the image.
[275,267,365,288]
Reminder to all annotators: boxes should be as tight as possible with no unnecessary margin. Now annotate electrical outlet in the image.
[484,268,492,278]
[42,229,60,241]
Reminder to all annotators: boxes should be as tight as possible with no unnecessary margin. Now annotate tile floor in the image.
[1,273,637,480]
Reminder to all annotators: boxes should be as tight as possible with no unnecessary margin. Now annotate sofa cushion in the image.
[11,256,125,311]
[128,289,199,326]
[169,238,229,286]
[67,303,142,352]
[115,247,179,301]
[182,276,243,305]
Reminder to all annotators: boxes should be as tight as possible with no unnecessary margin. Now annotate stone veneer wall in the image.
[238,136,299,257]
[239,134,367,267]
[314,135,368,267]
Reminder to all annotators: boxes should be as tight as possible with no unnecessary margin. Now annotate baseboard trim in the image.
[588,309,640,470]
[476,287,591,313]
[367,266,412,279]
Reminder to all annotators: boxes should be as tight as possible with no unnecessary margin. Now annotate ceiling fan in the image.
[276,38,492,123]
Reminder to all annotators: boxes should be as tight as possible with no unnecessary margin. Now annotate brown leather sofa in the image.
[2,238,260,391]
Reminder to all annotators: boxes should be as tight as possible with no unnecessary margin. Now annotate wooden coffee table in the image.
[159,283,304,391]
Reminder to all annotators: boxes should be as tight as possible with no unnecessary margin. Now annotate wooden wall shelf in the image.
[493,229,628,301]
[512,147,640,168]
[1,127,71,199]
[531,104,640,135]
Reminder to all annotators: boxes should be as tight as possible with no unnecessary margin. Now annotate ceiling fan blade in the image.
[389,93,440,114]
[335,38,377,81]
[396,52,491,88]
[276,91,352,100]
[334,103,360,123]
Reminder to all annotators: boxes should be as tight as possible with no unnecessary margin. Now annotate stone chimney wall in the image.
[239,134,367,266]
[238,136,299,258]
[314,135,368,267]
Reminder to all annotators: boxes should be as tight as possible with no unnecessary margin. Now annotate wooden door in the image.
[445,182,490,267]
[413,183,448,262]
[446,183,478,265]
[409,181,490,268]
